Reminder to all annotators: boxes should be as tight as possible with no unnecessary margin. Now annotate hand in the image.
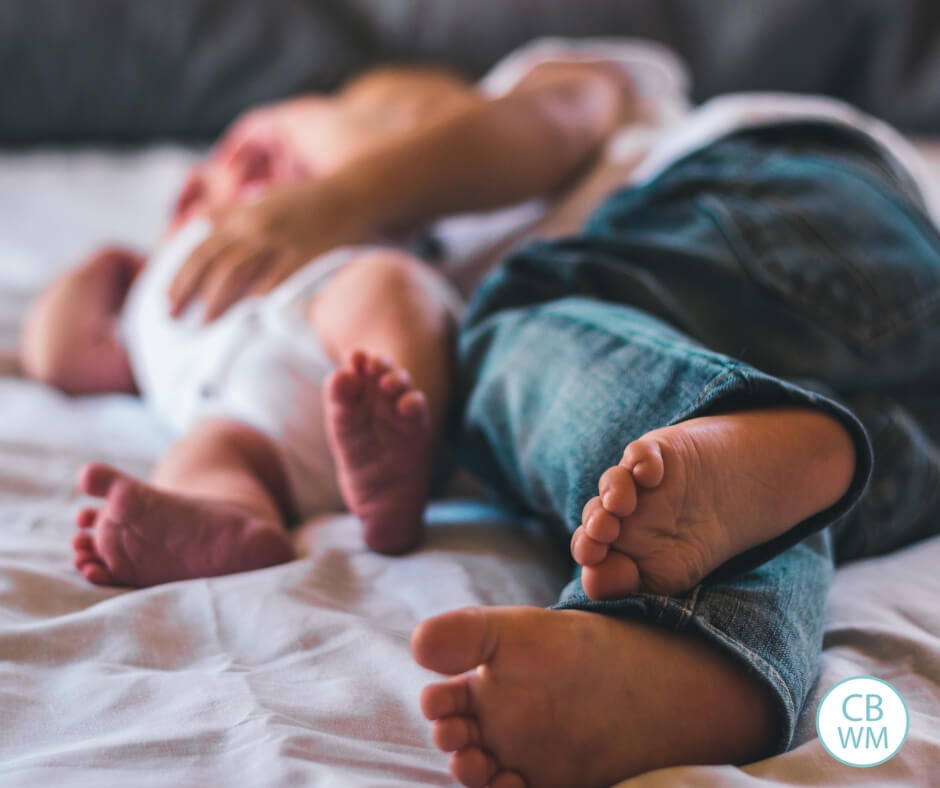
[168,176,375,322]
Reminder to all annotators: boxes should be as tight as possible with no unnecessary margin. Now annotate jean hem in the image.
[550,589,800,753]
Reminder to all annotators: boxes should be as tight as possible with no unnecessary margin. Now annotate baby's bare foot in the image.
[71,464,293,587]
[571,407,856,599]
[413,606,777,788]
[324,350,431,554]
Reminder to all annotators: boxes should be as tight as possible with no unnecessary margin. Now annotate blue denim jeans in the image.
[456,123,940,751]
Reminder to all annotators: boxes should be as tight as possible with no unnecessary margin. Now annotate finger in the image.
[247,255,302,297]
[202,251,273,323]
[169,235,234,317]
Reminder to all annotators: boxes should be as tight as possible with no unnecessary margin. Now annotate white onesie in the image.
[122,220,462,518]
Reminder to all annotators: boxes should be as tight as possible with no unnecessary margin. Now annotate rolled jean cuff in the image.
[552,581,805,754]
[674,362,873,580]
[553,530,836,754]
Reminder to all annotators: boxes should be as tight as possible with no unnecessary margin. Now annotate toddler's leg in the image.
[73,418,295,587]
[310,249,456,554]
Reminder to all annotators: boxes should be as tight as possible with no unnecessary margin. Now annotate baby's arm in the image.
[20,248,143,395]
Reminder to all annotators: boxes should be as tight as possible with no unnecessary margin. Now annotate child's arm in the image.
[170,63,631,319]
[20,248,143,395]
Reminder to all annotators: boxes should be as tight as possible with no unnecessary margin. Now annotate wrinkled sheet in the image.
[0,147,937,787]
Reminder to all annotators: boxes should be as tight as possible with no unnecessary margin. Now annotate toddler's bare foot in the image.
[413,606,777,788]
[325,350,431,554]
[72,464,293,587]
[571,407,856,599]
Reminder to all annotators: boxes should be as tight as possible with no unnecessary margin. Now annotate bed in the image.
[0,146,937,787]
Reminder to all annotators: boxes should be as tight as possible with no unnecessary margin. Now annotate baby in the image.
[20,60,636,587]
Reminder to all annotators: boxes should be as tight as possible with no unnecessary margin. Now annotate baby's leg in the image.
[73,418,295,587]
[310,249,456,554]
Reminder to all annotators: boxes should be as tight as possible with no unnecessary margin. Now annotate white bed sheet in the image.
[0,147,937,788]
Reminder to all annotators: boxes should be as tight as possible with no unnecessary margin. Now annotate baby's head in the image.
[169,114,310,233]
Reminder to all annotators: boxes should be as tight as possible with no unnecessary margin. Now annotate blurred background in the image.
[2,0,940,146]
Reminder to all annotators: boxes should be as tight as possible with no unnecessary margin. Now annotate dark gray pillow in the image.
[0,0,371,144]
[3,0,940,144]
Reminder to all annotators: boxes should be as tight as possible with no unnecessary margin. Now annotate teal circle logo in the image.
[816,676,909,767]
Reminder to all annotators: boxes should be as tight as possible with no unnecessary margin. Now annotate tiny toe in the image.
[490,771,526,788]
[78,462,127,497]
[349,349,369,374]
[326,369,364,404]
[75,507,98,529]
[598,465,637,517]
[420,677,473,720]
[396,389,428,420]
[580,495,604,525]
[363,353,392,378]
[581,552,642,601]
[433,715,481,752]
[450,747,500,788]
[73,549,97,570]
[622,438,665,488]
[571,527,609,566]
[379,368,412,396]
[81,561,115,586]
[72,532,94,551]
[584,507,621,544]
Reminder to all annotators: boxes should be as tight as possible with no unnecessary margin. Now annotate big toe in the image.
[325,368,364,406]
[79,462,128,497]
[412,607,494,675]
[581,552,642,601]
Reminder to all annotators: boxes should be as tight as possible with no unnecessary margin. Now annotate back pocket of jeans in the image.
[699,163,940,353]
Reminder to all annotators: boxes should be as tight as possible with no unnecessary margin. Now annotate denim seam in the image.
[695,618,799,749]
[680,367,744,419]
[655,595,670,623]
[676,585,701,628]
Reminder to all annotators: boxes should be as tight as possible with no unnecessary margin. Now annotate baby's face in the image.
[169,112,311,232]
